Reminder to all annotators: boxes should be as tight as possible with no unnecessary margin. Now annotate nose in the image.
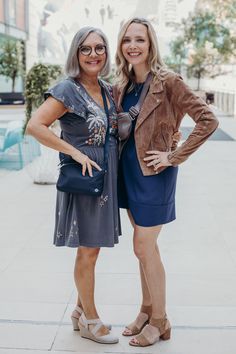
[128,40,137,49]
[89,47,98,57]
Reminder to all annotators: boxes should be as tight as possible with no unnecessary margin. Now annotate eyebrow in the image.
[81,44,104,47]
[123,35,145,39]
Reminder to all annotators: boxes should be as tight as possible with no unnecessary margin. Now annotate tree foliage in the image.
[165,8,236,89]
[164,36,186,74]
[198,0,236,22]
[23,63,62,133]
[183,11,235,58]
[0,39,25,92]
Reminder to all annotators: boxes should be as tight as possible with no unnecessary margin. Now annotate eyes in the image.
[122,38,145,44]
[79,44,106,56]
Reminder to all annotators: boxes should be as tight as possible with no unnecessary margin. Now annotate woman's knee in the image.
[133,239,148,263]
[76,247,100,266]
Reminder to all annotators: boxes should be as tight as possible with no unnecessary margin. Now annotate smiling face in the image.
[121,22,150,69]
[78,32,106,77]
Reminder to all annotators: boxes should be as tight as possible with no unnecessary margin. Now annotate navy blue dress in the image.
[118,84,178,227]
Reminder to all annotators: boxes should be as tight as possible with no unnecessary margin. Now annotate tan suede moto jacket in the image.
[113,68,219,175]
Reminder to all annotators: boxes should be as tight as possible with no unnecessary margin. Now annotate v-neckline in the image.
[72,78,112,112]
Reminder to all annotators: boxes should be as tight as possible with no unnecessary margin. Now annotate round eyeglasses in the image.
[79,44,106,56]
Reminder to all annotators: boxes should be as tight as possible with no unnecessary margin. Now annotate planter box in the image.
[0,92,25,105]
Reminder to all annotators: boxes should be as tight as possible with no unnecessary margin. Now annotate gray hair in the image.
[65,26,111,78]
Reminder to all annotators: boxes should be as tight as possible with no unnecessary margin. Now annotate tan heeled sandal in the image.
[79,313,119,344]
[129,315,171,347]
[71,305,112,331]
[122,305,152,336]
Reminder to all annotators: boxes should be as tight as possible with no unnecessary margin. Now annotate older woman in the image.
[26,27,120,344]
[114,17,219,347]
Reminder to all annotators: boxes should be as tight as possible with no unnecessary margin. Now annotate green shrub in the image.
[23,63,62,133]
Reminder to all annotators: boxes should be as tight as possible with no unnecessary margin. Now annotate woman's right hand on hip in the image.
[71,150,102,177]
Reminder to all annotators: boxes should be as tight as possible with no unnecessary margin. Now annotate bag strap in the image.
[101,80,114,99]
[100,85,110,170]
[129,72,152,118]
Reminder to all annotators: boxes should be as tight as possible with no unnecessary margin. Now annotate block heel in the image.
[160,327,171,340]
[71,316,80,331]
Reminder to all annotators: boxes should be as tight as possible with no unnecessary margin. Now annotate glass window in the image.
[8,0,16,26]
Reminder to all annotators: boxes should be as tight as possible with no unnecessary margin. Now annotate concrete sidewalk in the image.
[0,114,235,354]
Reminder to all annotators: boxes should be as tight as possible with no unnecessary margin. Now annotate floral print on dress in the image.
[46,78,118,149]
[56,231,63,238]
[100,194,108,207]
[86,125,106,146]
[72,81,110,147]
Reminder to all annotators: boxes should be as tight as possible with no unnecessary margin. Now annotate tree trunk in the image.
[12,69,18,92]
[12,75,16,92]
[197,71,201,90]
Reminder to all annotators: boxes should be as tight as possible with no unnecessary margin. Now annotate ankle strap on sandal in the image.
[80,313,103,335]
[74,305,83,314]
[150,315,168,335]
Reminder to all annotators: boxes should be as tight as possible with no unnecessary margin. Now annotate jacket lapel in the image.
[114,75,164,130]
[135,76,164,131]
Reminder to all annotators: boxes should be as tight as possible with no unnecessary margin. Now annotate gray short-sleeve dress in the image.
[45,78,121,248]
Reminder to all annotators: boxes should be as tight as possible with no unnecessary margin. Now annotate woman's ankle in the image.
[149,314,170,334]
[150,310,166,320]
[82,308,99,320]
[140,304,152,317]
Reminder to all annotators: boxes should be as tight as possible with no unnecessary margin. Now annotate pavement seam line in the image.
[0,319,236,330]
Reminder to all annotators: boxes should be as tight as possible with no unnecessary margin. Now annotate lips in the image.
[86,60,101,65]
[127,52,141,57]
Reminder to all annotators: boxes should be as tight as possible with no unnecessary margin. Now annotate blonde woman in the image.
[114,17,218,347]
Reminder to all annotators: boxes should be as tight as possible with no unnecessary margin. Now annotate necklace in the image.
[133,82,144,96]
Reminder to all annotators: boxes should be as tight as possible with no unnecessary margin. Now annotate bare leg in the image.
[139,263,152,306]
[127,210,151,306]
[133,224,165,319]
[76,296,82,308]
[129,224,170,345]
[71,258,86,330]
[74,246,109,336]
[123,211,152,336]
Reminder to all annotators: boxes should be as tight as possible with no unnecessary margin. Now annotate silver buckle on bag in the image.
[129,106,139,119]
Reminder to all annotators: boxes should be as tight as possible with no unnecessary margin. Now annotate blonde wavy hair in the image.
[115,17,164,90]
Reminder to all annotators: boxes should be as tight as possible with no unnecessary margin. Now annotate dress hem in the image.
[127,200,176,227]
[132,216,176,227]
[53,234,122,248]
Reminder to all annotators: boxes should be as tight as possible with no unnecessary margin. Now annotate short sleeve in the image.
[44,79,87,119]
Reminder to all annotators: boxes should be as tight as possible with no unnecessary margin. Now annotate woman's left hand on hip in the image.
[144,151,172,171]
